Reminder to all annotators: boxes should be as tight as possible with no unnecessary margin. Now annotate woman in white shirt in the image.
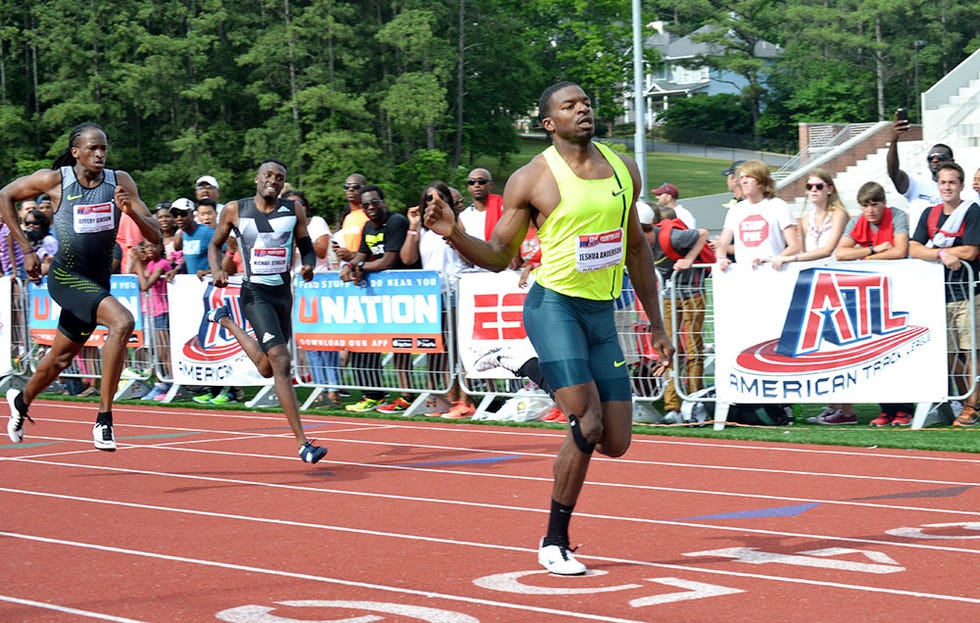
[715,160,801,271]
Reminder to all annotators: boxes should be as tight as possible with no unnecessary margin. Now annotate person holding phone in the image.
[887,107,957,228]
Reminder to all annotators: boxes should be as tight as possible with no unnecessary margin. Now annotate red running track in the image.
[1,400,978,622]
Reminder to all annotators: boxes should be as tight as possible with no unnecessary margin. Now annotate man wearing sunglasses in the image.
[459,168,503,243]
[887,113,957,228]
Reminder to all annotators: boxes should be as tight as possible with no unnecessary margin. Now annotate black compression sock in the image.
[96,411,113,426]
[517,358,555,396]
[14,392,28,414]
[544,499,575,547]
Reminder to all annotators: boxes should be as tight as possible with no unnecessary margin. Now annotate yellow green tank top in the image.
[534,142,632,300]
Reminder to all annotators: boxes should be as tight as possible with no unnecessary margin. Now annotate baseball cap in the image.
[36,194,51,203]
[652,183,679,199]
[636,201,655,225]
[721,160,745,176]
[195,175,219,189]
[170,197,196,214]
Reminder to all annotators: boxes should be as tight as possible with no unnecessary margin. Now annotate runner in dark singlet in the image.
[205,159,327,464]
[1,122,161,451]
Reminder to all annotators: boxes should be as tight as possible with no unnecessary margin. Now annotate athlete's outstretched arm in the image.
[423,165,532,272]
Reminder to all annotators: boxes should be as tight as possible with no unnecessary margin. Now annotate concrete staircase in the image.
[776,47,980,217]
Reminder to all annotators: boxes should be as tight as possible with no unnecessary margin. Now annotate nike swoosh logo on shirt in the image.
[67,193,83,200]
[611,188,627,197]
[613,360,626,368]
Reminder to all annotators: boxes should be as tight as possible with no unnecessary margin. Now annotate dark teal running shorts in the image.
[523,283,632,402]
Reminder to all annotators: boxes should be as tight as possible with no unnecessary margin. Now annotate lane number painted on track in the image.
[684,547,904,574]
[887,521,980,539]
[474,569,743,607]
[215,600,479,623]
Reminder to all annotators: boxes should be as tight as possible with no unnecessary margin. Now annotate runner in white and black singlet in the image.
[205,159,327,464]
[0,122,161,451]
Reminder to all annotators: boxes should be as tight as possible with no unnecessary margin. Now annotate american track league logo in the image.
[730,268,930,399]
[183,283,254,362]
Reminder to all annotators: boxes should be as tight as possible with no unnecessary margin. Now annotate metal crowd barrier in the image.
[668,261,976,430]
[2,264,974,428]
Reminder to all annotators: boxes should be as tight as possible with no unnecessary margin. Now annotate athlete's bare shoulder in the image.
[505,153,560,219]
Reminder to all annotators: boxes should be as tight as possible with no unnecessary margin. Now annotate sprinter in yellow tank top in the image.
[424,81,674,575]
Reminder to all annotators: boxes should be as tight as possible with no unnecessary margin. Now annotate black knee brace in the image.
[567,414,596,455]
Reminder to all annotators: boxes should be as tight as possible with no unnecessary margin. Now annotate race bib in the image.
[576,228,624,273]
[73,203,114,234]
[250,247,289,274]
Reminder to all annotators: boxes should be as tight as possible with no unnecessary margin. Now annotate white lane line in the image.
[3,473,980,558]
[8,419,979,488]
[3,529,979,607]
[5,446,980,520]
[0,531,648,623]
[0,594,148,622]
[32,400,980,464]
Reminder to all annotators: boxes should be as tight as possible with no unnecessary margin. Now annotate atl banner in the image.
[713,259,947,404]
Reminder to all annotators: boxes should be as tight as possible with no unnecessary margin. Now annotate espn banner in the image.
[456,270,538,379]
[713,259,948,404]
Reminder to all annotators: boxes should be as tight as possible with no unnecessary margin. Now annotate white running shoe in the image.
[93,422,117,452]
[538,538,587,575]
[473,346,522,375]
[7,389,33,443]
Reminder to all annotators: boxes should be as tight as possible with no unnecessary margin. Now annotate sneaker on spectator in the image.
[345,397,382,413]
[806,406,837,424]
[538,538,587,575]
[949,400,964,419]
[120,367,148,380]
[140,386,163,401]
[891,411,913,426]
[816,410,857,425]
[870,413,895,427]
[193,393,213,404]
[298,440,327,463]
[210,390,234,405]
[543,407,566,422]
[441,401,476,419]
[7,389,34,443]
[376,396,411,413]
[953,404,979,427]
[93,422,116,452]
